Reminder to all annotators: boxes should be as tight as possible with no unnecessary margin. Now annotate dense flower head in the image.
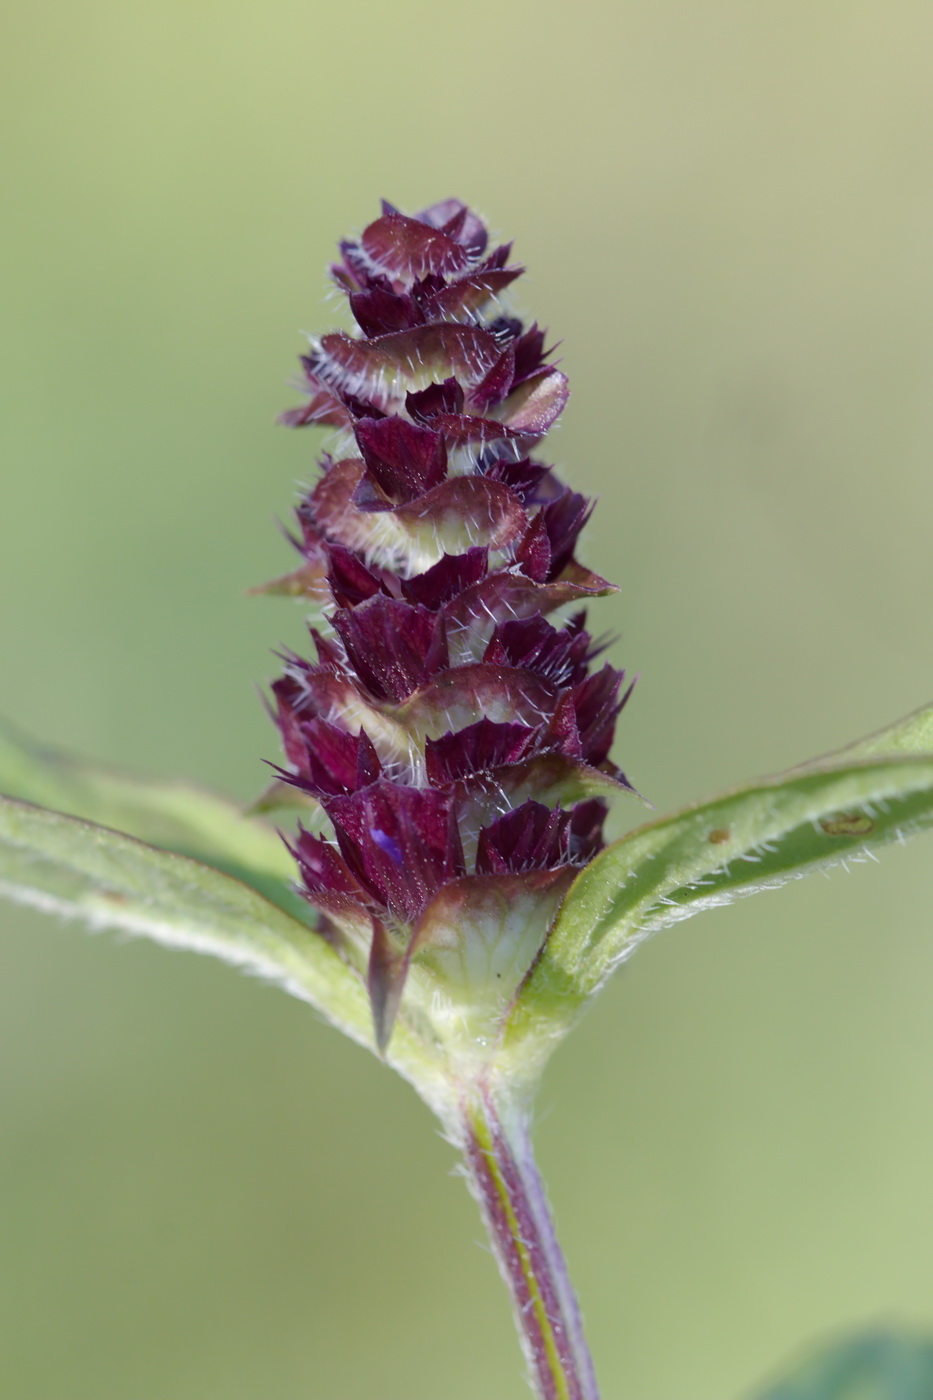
[267,198,635,1051]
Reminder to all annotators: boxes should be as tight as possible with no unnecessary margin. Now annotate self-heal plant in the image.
[3,198,933,1400]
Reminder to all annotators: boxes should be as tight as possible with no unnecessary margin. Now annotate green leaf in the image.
[750,1330,933,1400]
[0,794,444,1099]
[0,793,360,1015]
[510,722,933,1052]
[0,721,305,920]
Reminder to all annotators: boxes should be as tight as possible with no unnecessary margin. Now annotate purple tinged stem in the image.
[459,1082,600,1400]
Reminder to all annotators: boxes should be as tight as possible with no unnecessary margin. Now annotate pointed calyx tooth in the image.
[354,415,448,502]
[268,199,638,1053]
[332,598,448,703]
[476,801,574,876]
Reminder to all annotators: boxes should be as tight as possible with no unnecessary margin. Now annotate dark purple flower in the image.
[269,199,635,1049]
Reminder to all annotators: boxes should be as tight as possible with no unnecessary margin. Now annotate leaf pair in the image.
[1,702,932,1102]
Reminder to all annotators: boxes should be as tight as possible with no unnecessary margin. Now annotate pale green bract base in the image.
[1,705,933,1113]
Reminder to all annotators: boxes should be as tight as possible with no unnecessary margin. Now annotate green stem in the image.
[456,1078,600,1400]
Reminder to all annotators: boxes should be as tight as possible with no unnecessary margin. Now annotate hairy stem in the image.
[456,1079,600,1400]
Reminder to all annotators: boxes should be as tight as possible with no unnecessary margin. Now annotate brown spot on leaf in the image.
[819,812,875,837]
[707,828,730,845]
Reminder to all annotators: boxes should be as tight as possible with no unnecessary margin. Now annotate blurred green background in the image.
[2,2,933,1397]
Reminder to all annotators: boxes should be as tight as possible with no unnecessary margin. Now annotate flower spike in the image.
[270,199,635,1052]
